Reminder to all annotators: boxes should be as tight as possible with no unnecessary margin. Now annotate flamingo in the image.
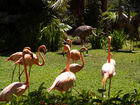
[101,36,116,97]
[60,49,84,74]
[48,44,76,92]
[15,45,46,78]
[0,48,33,102]
[6,47,31,82]
[65,46,87,63]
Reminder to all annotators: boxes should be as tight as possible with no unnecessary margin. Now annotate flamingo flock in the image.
[0,36,116,102]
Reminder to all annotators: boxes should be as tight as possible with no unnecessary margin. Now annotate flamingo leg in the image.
[73,87,82,96]
[18,65,21,82]
[11,65,17,83]
[108,78,111,97]
[28,66,32,93]
[18,69,24,81]
[29,66,32,78]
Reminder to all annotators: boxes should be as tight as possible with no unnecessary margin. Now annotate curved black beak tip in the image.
[31,54,33,59]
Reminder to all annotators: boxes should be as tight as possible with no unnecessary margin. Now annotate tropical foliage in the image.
[1,83,140,105]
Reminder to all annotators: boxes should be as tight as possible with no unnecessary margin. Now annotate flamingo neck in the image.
[22,53,29,87]
[37,46,45,66]
[80,53,84,68]
[108,38,111,63]
[66,47,71,72]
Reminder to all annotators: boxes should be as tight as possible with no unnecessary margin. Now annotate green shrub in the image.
[39,18,72,51]
[89,29,107,49]
[109,30,126,51]
[4,83,140,105]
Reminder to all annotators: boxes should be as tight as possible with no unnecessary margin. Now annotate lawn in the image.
[0,42,140,98]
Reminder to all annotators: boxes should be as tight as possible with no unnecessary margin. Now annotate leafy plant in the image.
[39,18,71,51]
[89,29,107,49]
[109,30,126,51]
[5,86,140,105]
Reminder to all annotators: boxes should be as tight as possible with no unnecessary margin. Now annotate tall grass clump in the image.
[39,18,63,51]
[109,30,126,51]
[89,29,107,49]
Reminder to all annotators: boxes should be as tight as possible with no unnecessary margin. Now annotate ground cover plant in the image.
[0,41,140,104]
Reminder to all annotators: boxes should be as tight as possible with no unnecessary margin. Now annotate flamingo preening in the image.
[0,48,33,102]
[65,46,87,63]
[6,47,31,82]
[101,36,116,97]
[48,44,76,92]
[15,45,46,78]
[60,49,84,74]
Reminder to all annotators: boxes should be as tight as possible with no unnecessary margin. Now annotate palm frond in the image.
[51,0,69,10]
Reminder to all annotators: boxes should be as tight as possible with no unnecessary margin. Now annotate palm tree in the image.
[51,0,85,25]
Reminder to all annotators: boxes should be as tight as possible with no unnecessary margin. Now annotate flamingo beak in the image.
[30,53,33,59]
[92,31,97,37]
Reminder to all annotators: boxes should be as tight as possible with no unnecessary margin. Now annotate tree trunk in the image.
[101,0,108,33]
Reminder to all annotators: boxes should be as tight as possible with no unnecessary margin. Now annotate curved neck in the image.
[22,53,29,86]
[108,38,111,63]
[66,47,71,72]
[37,47,45,66]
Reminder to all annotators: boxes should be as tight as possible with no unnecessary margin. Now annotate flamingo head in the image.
[24,47,31,51]
[66,39,72,47]
[108,36,111,40]
[62,44,70,56]
[91,28,97,37]
[23,49,33,59]
[80,47,88,54]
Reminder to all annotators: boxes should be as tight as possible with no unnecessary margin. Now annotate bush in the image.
[2,83,140,105]
[89,29,107,49]
[109,30,126,51]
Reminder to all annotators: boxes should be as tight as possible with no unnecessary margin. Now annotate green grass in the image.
[0,42,140,98]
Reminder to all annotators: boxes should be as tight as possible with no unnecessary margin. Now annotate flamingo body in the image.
[0,82,27,101]
[69,49,80,62]
[102,63,115,78]
[107,59,116,66]
[48,72,76,92]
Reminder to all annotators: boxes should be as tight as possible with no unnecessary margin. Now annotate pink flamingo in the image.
[0,48,33,102]
[15,45,46,78]
[6,47,31,82]
[101,36,116,97]
[48,44,76,92]
[60,50,84,74]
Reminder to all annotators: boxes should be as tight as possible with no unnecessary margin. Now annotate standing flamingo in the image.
[0,48,33,102]
[6,47,31,82]
[65,46,87,63]
[48,44,76,92]
[60,49,84,74]
[101,36,116,97]
[15,45,46,78]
